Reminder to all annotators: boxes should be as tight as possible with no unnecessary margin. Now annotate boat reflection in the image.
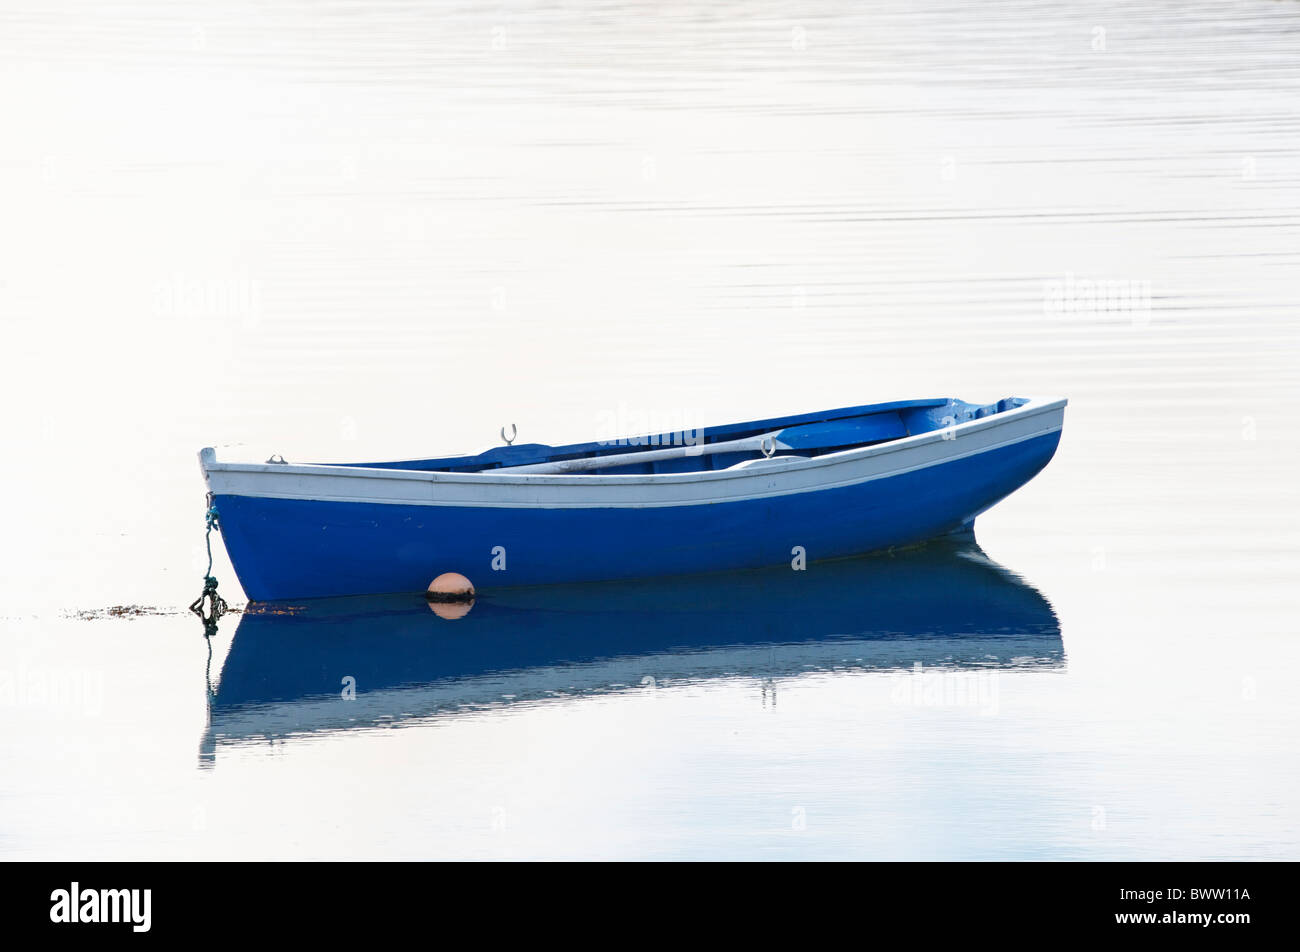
[201,539,1062,763]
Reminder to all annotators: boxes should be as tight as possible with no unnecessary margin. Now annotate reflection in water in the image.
[201,538,1060,763]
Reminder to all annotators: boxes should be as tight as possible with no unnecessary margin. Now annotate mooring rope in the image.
[204,631,216,703]
[188,493,229,639]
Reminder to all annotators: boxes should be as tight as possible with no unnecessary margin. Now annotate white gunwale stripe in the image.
[200,397,1066,510]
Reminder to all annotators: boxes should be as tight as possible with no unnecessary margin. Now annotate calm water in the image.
[2,0,1298,859]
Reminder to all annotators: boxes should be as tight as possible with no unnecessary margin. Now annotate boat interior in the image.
[340,397,1029,476]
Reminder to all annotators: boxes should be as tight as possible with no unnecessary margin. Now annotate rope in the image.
[204,632,216,703]
[189,494,229,639]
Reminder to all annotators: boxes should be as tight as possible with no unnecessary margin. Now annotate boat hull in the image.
[209,418,1063,600]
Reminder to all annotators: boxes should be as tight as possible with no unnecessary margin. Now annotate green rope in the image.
[189,496,229,638]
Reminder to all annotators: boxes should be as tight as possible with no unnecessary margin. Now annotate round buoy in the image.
[426,572,475,602]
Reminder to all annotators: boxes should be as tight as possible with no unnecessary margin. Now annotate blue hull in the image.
[214,429,1061,601]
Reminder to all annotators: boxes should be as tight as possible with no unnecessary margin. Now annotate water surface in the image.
[1,0,1297,859]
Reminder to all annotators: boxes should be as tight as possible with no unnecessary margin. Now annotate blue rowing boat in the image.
[198,395,1066,600]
